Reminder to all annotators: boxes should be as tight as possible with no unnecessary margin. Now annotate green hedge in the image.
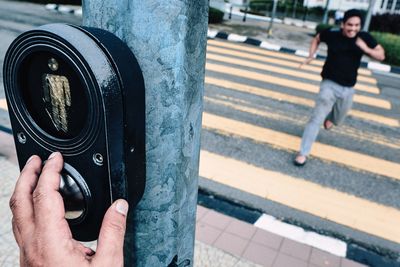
[209,7,224,24]
[315,23,332,34]
[371,32,400,67]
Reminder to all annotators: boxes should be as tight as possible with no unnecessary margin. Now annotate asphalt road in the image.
[1,0,400,264]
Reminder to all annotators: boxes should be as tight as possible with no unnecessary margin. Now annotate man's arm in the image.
[356,38,385,61]
[299,34,321,68]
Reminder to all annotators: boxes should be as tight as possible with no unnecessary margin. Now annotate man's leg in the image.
[298,81,336,159]
[330,86,355,126]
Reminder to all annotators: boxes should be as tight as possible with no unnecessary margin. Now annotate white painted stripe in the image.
[368,62,391,72]
[306,25,317,30]
[295,50,309,57]
[304,23,317,30]
[294,22,303,27]
[207,29,219,39]
[75,8,82,16]
[255,214,347,257]
[260,41,281,51]
[58,6,73,13]
[227,34,247,42]
[45,4,58,10]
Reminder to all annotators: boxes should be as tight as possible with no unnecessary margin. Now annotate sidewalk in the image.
[0,133,366,267]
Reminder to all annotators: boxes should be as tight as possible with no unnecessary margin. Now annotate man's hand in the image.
[299,57,314,68]
[9,152,129,267]
[299,33,320,69]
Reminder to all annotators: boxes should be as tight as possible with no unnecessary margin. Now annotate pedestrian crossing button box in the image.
[3,23,146,241]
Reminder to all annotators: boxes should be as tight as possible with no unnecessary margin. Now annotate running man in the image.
[294,9,385,166]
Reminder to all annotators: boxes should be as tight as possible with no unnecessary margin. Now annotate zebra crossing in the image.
[200,38,400,254]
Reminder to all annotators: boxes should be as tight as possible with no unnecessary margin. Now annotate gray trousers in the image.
[299,79,355,156]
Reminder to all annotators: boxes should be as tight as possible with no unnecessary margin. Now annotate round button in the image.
[59,172,85,220]
[57,163,91,223]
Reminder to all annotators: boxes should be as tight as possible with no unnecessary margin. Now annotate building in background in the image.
[305,0,400,14]
[227,0,400,14]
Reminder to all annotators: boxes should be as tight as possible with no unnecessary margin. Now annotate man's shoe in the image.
[294,155,307,167]
[324,119,334,130]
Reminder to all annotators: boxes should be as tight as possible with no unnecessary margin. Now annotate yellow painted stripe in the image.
[202,112,400,181]
[207,45,377,86]
[207,39,373,77]
[205,95,400,149]
[207,52,379,94]
[200,150,400,243]
[206,63,391,110]
[0,99,7,111]
[205,77,399,127]
[208,39,325,66]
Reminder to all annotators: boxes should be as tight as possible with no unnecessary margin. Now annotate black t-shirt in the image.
[319,28,378,87]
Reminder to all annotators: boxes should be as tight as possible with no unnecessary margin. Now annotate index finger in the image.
[32,152,66,231]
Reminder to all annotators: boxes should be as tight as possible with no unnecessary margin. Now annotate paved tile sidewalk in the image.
[195,206,366,267]
[0,157,20,267]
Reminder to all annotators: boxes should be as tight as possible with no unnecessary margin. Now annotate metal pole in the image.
[322,0,331,24]
[267,0,278,37]
[243,0,248,22]
[364,0,377,31]
[83,1,208,266]
[292,0,298,18]
[302,0,309,21]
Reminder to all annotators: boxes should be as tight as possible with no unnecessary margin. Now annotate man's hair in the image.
[343,9,364,25]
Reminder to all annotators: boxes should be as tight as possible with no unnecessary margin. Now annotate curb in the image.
[45,4,82,16]
[207,29,400,75]
[198,189,400,267]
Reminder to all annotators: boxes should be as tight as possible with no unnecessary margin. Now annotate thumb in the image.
[95,199,129,263]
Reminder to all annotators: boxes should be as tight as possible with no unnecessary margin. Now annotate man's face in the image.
[341,16,361,38]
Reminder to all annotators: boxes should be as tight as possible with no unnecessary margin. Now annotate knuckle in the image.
[24,251,44,267]
[9,194,20,212]
[32,188,47,204]
[105,219,125,235]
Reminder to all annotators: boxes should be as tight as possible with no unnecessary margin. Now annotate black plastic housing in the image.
[3,24,146,241]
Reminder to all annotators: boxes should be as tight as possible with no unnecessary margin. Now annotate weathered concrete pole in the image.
[83,1,208,266]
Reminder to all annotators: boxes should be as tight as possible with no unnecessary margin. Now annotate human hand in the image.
[299,57,313,68]
[9,152,129,267]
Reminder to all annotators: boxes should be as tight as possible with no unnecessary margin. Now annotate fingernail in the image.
[48,152,58,160]
[26,155,35,164]
[115,200,129,216]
